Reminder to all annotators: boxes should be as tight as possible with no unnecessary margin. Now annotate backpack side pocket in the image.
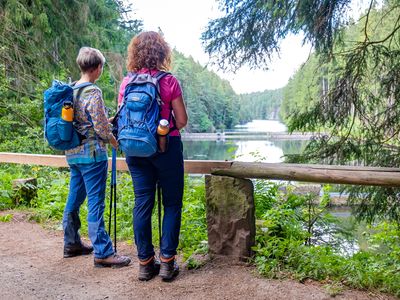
[57,119,74,141]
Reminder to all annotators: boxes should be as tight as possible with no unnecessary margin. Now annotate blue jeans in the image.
[63,160,114,259]
[126,136,184,261]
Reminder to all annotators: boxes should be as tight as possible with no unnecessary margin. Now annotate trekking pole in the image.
[108,157,113,239]
[111,147,117,253]
[157,182,162,251]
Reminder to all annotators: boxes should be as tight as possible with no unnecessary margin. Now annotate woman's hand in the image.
[110,136,118,150]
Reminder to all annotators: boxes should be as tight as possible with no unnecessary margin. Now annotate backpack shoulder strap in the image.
[154,71,170,83]
[153,71,179,132]
[71,82,98,139]
[153,71,171,106]
[152,71,181,135]
[72,82,96,102]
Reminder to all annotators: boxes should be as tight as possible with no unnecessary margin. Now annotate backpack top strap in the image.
[72,82,94,90]
[128,70,170,78]
[127,72,139,82]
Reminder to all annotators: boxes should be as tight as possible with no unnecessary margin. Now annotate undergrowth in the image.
[1,164,399,296]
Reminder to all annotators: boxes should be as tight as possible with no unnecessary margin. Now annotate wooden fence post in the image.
[205,175,255,260]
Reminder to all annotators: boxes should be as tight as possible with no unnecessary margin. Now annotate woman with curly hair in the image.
[118,31,188,281]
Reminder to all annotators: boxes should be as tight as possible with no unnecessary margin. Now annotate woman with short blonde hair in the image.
[63,46,130,268]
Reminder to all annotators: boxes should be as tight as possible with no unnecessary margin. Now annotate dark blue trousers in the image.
[126,136,184,261]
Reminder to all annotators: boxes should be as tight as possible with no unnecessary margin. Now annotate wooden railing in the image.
[0,152,231,174]
[212,162,400,187]
[2,152,400,187]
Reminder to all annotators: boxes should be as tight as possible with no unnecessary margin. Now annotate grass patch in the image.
[0,214,13,222]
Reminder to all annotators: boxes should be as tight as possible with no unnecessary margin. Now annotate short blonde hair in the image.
[76,47,105,73]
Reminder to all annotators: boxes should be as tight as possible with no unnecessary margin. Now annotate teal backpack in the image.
[44,80,92,150]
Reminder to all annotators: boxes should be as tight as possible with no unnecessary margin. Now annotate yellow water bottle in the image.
[61,101,74,122]
[157,119,169,152]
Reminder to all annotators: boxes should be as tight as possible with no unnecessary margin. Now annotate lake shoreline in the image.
[181,131,313,141]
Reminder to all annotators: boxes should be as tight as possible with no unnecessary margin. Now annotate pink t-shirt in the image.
[118,68,182,136]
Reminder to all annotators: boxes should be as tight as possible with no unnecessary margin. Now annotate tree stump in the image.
[205,175,255,260]
[12,178,37,206]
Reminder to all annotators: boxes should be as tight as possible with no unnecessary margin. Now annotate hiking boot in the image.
[138,257,160,281]
[94,254,131,268]
[159,256,179,281]
[63,242,93,258]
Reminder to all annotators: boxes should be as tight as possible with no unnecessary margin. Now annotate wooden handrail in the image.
[211,161,400,187]
[2,152,400,187]
[0,152,232,174]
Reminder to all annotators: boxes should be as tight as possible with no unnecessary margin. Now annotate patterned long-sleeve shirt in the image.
[65,85,113,164]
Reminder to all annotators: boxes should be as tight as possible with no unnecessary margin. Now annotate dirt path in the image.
[0,212,396,300]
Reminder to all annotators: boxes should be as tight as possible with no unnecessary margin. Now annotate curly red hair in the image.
[126,31,171,72]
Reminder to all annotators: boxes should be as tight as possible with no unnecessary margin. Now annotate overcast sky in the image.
[127,0,366,94]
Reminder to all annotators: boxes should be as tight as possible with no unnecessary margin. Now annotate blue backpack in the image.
[117,71,169,157]
[44,80,92,151]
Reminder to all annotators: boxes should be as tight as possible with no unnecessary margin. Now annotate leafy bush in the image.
[253,182,400,296]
